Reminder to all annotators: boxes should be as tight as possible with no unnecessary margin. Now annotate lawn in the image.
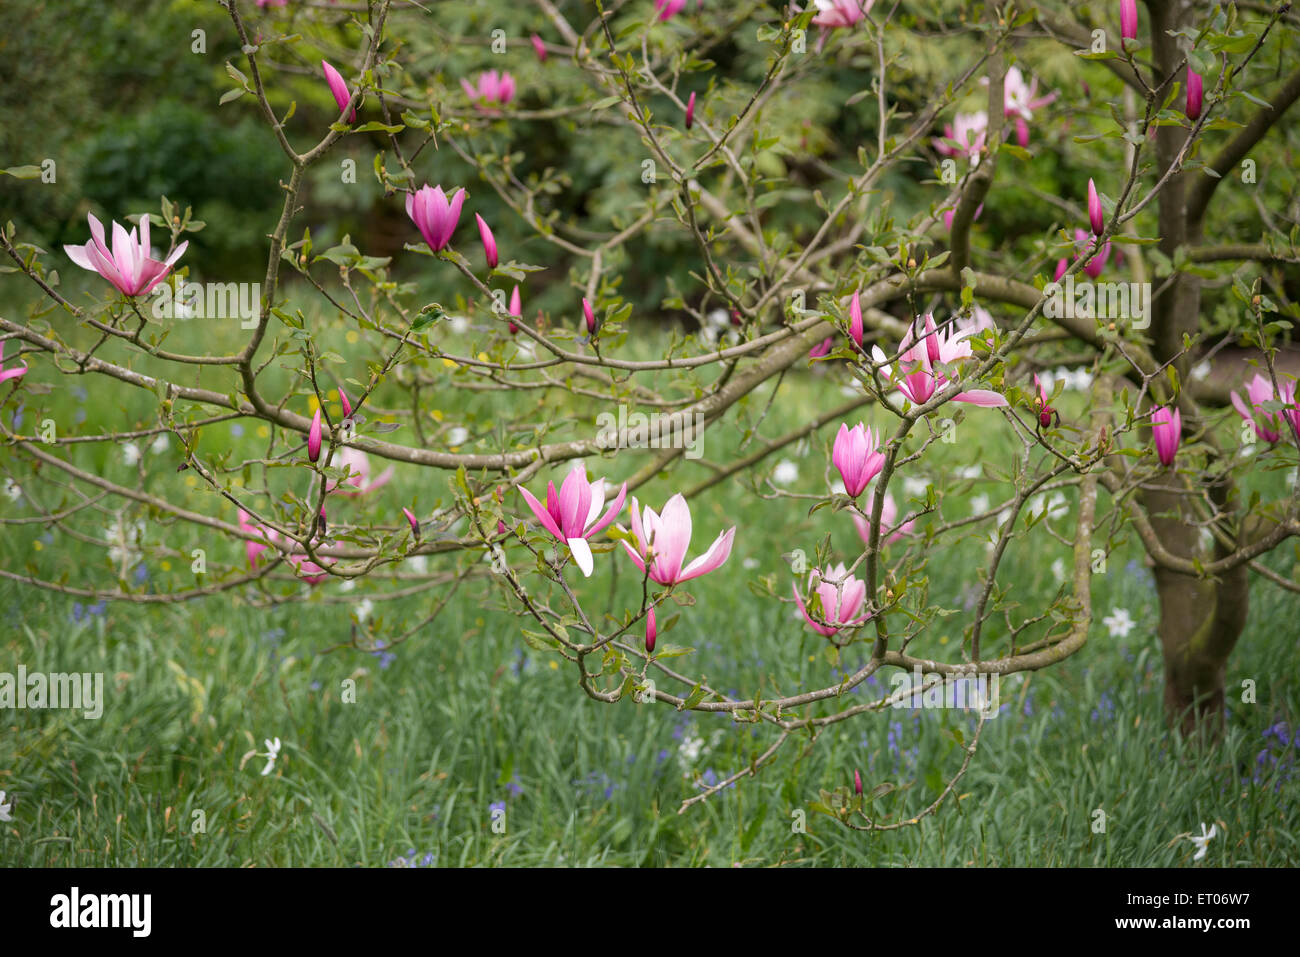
[2,307,1298,867]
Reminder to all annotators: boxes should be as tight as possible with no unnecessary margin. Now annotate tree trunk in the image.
[1141,0,1250,738]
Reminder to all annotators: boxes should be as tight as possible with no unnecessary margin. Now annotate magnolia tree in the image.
[2,0,1299,826]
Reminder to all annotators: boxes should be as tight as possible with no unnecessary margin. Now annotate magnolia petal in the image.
[677,525,736,583]
[518,484,564,540]
[588,481,627,537]
[953,389,1008,407]
[567,537,594,577]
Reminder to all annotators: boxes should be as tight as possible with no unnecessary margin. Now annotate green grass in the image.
[3,307,1299,866]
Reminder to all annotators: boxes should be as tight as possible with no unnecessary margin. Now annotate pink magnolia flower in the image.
[1151,405,1181,466]
[519,464,628,577]
[321,60,356,122]
[64,213,188,298]
[811,0,871,29]
[1033,373,1059,428]
[461,70,516,109]
[475,214,499,269]
[1186,67,1203,121]
[942,202,983,232]
[237,509,330,584]
[871,314,1008,408]
[1055,228,1111,281]
[1000,66,1057,147]
[851,490,914,546]
[655,0,687,21]
[620,493,735,586]
[832,422,885,498]
[329,447,395,495]
[933,112,988,164]
[793,563,870,637]
[809,337,834,359]
[307,408,323,462]
[507,285,522,335]
[1231,373,1299,444]
[847,290,864,350]
[1088,178,1105,236]
[531,34,548,62]
[406,184,466,253]
[958,305,997,337]
[0,339,27,386]
[1120,0,1138,41]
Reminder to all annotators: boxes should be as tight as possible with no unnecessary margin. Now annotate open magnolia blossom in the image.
[872,314,1008,408]
[852,490,914,546]
[933,111,988,164]
[999,65,1057,146]
[620,493,735,586]
[407,184,466,253]
[519,464,628,577]
[328,447,395,496]
[1054,228,1111,281]
[238,509,331,584]
[64,212,188,297]
[0,339,27,386]
[461,69,516,109]
[793,563,870,637]
[811,0,872,29]
[1230,373,1299,444]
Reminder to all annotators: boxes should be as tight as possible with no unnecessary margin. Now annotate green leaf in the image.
[352,121,405,134]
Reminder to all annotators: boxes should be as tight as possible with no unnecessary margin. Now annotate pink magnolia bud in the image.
[848,290,863,349]
[308,408,323,462]
[854,768,863,795]
[475,213,498,269]
[497,520,508,536]
[1053,258,1069,282]
[1014,115,1030,148]
[730,308,742,327]
[1034,374,1058,429]
[583,297,596,334]
[832,422,885,498]
[809,337,833,359]
[508,285,522,335]
[321,60,356,122]
[685,91,696,130]
[645,605,657,654]
[318,504,328,537]
[402,506,421,540]
[1185,67,1203,121]
[1120,0,1137,41]
[531,34,548,63]
[1151,405,1181,467]
[338,387,353,419]
[1087,178,1104,236]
